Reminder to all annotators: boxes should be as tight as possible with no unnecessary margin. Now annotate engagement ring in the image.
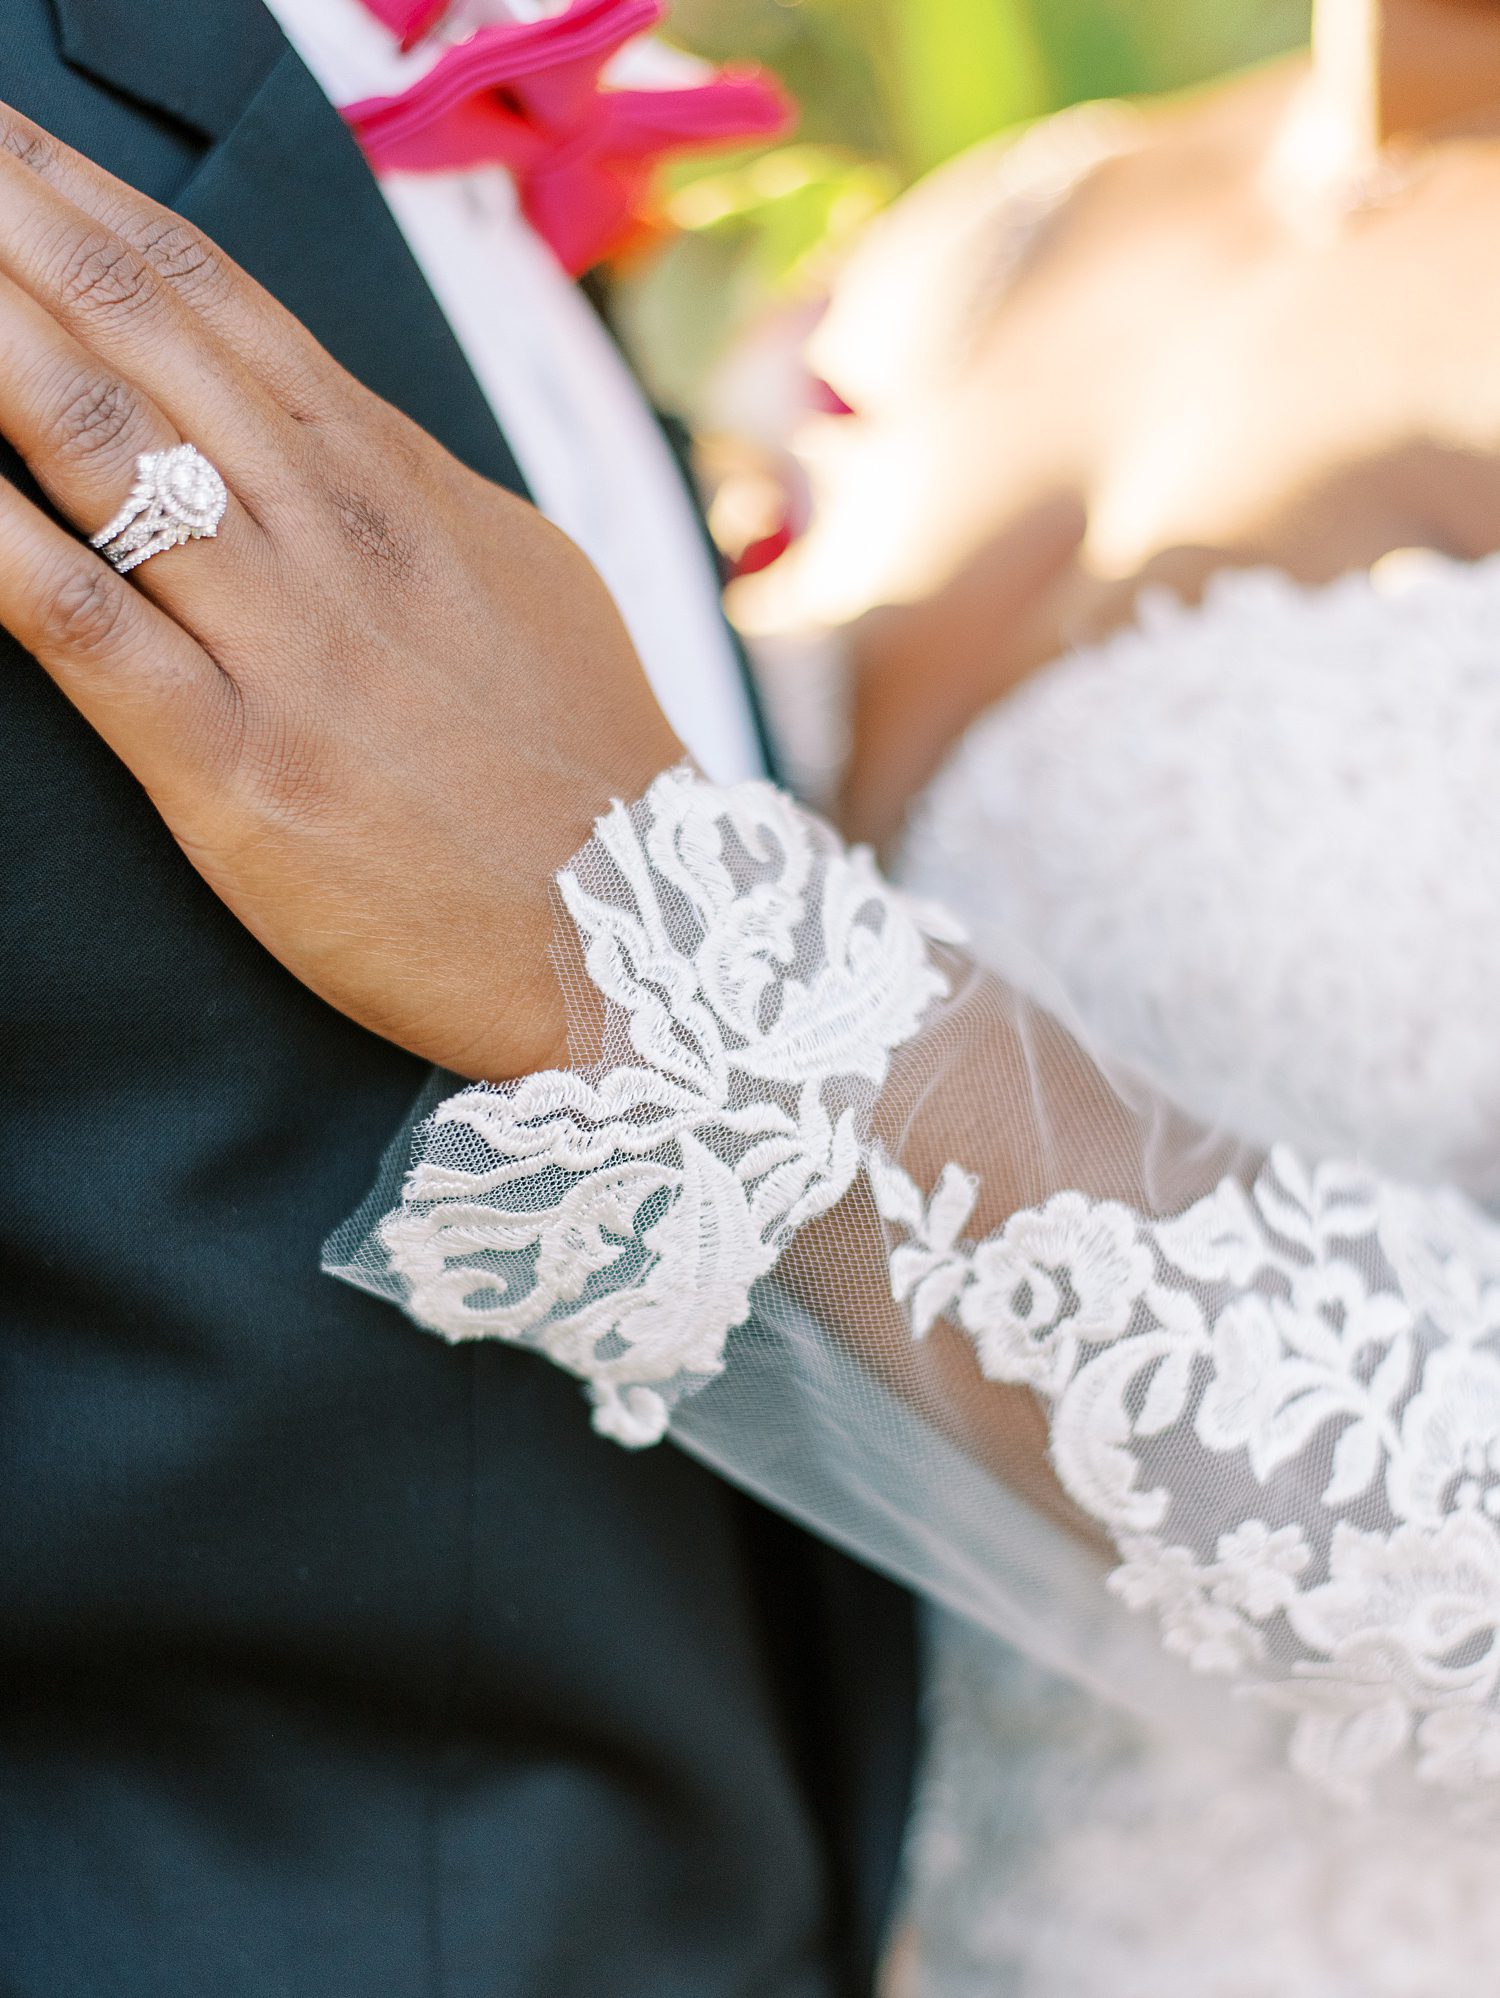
[90,443,228,575]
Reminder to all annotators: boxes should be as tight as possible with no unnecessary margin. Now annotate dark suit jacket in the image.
[0,4,917,1991]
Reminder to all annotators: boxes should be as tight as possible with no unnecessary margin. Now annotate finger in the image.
[0,104,345,425]
[0,138,305,511]
[0,471,232,802]
[0,267,267,624]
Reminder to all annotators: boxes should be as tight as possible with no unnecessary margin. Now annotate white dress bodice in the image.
[892,554,1500,1995]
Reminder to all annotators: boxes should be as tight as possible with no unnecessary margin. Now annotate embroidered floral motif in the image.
[374,766,953,1444]
[880,551,1500,1976]
[872,1143,1500,1795]
[351,735,1500,1802]
[901,558,1500,1209]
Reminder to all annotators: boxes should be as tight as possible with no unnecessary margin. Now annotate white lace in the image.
[901,555,1500,1203]
[354,765,954,1445]
[334,686,1500,1804]
[886,551,1500,1992]
[872,1142,1500,1799]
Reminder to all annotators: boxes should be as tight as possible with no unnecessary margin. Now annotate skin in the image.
[0,39,1438,1847]
[0,105,680,1084]
[760,0,1500,849]
[4,6,1494,1076]
[0,84,1158,1588]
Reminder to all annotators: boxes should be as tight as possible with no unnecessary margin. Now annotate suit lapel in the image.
[52,0,287,141]
[52,0,776,771]
[180,53,531,495]
[54,0,529,496]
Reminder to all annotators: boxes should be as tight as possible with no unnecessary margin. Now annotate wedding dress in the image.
[328,548,1500,1996]
[891,553,1500,1996]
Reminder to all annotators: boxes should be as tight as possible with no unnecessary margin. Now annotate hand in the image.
[0,106,681,1081]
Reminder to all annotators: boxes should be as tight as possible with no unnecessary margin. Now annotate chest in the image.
[980,155,1500,578]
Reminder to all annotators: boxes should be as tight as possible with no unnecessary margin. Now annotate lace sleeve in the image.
[326,766,1500,1799]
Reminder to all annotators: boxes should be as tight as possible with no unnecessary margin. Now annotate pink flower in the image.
[358,0,450,53]
[345,0,793,275]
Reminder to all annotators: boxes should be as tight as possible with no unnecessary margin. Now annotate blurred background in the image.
[617,0,1310,435]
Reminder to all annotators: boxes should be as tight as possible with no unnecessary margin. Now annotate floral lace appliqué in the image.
[871,1143,1500,1795]
[370,766,955,1445]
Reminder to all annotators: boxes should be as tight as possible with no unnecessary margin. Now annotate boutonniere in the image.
[345,0,792,276]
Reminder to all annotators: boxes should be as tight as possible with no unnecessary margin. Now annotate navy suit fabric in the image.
[0,5,916,1991]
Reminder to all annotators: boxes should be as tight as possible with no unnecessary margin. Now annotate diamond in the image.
[90,443,229,575]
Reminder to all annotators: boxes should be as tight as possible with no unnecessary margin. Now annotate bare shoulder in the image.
[815,57,1306,407]
[1057,56,1306,236]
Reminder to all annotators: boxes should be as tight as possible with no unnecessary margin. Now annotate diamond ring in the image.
[90,443,229,575]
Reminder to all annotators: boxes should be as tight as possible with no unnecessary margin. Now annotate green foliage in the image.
[619,147,894,409]
[666,0,1310,183]
[621,0,1311,409]
[882,0,1053,175]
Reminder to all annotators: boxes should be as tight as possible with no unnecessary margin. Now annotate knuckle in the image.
[50,222,157,320]
[277,342,383,433]
[39,559,133,659]
[278,359,348,428]
[43,365,148,464]
[0,119,56,177]
[329,483,417,581]
[130,212,225,302]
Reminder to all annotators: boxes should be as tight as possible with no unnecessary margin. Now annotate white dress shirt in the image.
[258,0,764,785]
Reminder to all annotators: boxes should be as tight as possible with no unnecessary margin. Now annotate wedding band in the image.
[89,443,229,575]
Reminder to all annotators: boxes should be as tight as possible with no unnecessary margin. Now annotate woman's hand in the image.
[0,105,680,1081]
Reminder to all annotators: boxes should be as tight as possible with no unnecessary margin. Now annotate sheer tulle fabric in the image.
[326,759,1500,1805]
